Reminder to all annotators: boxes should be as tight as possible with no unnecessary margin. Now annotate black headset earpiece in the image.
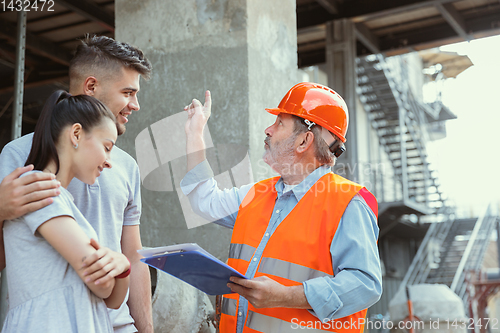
[328,140,346,158]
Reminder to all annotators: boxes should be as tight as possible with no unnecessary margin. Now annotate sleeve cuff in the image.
[303,277,343,321]
[180,160,215,195]
[123,218,140,226]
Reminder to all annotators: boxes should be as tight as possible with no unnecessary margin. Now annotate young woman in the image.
[2,90,130,333]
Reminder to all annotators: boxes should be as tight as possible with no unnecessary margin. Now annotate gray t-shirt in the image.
[0,133,142,333]
[2,177,113,333]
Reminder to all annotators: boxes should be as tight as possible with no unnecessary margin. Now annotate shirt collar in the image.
[275,165,332,201]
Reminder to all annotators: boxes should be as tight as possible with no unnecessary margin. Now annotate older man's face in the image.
[263,113,298,173]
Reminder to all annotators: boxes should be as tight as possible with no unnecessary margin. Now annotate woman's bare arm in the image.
[37,215,115,299]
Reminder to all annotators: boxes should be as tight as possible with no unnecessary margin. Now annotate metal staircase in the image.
[399,215,455,287]
[425,218,478,286]
[356,53,498,315]
[398,204,499,305]
[356,54,445,215]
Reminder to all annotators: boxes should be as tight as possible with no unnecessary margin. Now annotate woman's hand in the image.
[81,238,130,285]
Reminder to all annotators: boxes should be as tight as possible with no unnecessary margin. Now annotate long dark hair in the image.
[25,90,116,173]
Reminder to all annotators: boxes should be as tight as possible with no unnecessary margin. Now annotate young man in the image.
[182,84,382,333]
[0,36,153,333]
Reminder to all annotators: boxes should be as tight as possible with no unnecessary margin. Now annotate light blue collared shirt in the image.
[181,160,382,331]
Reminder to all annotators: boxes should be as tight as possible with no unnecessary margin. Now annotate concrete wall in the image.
[115,0,297,259]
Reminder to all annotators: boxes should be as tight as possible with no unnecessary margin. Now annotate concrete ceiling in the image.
[297,0,500,66]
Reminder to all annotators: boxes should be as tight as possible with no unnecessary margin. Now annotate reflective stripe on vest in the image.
[258,257,332,283]
[246,311,332,333]
[228,243,256,262]
[221,297,237,317]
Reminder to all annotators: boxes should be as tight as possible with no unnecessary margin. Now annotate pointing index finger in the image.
[204,90,211,111]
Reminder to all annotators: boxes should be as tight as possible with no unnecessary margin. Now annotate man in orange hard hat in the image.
[182,83,382,333]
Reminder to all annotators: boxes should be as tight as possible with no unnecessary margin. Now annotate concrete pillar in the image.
[326,19,359,183]
[115,0,297,260]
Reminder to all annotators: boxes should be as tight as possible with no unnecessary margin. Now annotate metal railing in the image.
[451,204,498,302]
[395,203,498,307]
[397,217,454,292]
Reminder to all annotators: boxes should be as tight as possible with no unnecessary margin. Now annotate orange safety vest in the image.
[219,172,378,333]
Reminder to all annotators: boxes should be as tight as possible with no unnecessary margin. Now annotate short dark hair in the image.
[292,115,337,166]
[69,35,152,89]
[26,90,116,174]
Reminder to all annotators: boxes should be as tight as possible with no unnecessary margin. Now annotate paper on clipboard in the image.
[138,243,247,295]
[138,243,202,257]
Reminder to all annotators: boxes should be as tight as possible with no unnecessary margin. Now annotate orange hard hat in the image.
[265,82,349,142]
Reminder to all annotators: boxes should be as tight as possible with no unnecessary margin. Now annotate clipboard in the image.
[138,243,247,295]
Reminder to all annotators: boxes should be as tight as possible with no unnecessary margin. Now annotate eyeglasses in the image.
[304,119,316,130]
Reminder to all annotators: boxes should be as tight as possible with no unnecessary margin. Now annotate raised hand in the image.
[184,90,212,136]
